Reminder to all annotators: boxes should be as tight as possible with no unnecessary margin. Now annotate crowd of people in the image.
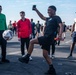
[0,5,76,75]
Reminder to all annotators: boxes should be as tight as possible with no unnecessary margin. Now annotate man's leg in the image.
[58,40,60,46]
[25,38,30,51]
[15,28,17,35]
[43,49,56,75]
[1,38,10,63]
[52,42,55,55]
[21,38,25,56]
[1,39,6,61]
[43,49,52,64]
[25,38,32,60]
[68,42,75,57]
[48,42,56,57]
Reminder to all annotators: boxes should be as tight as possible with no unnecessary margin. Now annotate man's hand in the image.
[32,5,46,20]
[32,5,36,11]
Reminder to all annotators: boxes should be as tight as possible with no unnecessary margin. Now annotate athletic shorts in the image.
[72,32,76,42]
[38,35,54,51]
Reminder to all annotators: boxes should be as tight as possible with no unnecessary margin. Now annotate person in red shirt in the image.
[12,21,17,35]
[17,11,32,60]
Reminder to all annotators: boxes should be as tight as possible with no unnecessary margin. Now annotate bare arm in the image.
[58,23,63,39]
[34,8,47,21]
[71,23,75,33]
[70,23,75,37]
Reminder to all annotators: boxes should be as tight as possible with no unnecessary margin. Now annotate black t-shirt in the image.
[63,24,66,32]
[31,22,35,32]
[44,16,62,36]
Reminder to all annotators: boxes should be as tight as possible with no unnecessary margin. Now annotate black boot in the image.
[18,54,30,64]
[1,59,10,63]
[45,65,56,75]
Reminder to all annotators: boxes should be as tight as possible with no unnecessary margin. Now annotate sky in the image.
[0,0,76,25]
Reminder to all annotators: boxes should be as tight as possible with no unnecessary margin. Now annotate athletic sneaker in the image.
[50,55,55,59]
[52,55,55,59]
[18,55,29,64]
[22,55,25,57]
[1,59,10,63]
[29,56,33,61]
[22,55,32,61]
[45,66,56,75]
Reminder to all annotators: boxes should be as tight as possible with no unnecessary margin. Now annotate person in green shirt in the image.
[0,5,10,63]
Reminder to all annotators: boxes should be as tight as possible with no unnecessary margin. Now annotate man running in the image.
[68,19,76,58]
[18,5,63,75]
[0,5,10,63]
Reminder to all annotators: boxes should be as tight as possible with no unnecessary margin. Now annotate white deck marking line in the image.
[65,40,72,43]
[8,51,21,55]
[8,50,27,55]
[59,40,72,45]
[8,40,72,55]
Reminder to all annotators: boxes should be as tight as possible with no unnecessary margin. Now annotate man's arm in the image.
[71,23,75,33]
[34,8,46,21]
[4,15,7,30]
[71,23,75,37]
[58,23,63,39]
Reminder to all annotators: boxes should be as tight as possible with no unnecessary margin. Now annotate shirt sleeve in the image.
[45,18,49,26]
[56,16,62,24]
[4,15,7,30]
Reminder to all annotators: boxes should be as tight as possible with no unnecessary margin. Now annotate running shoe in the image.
[52,55,55,59]
[29,56,33,61]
